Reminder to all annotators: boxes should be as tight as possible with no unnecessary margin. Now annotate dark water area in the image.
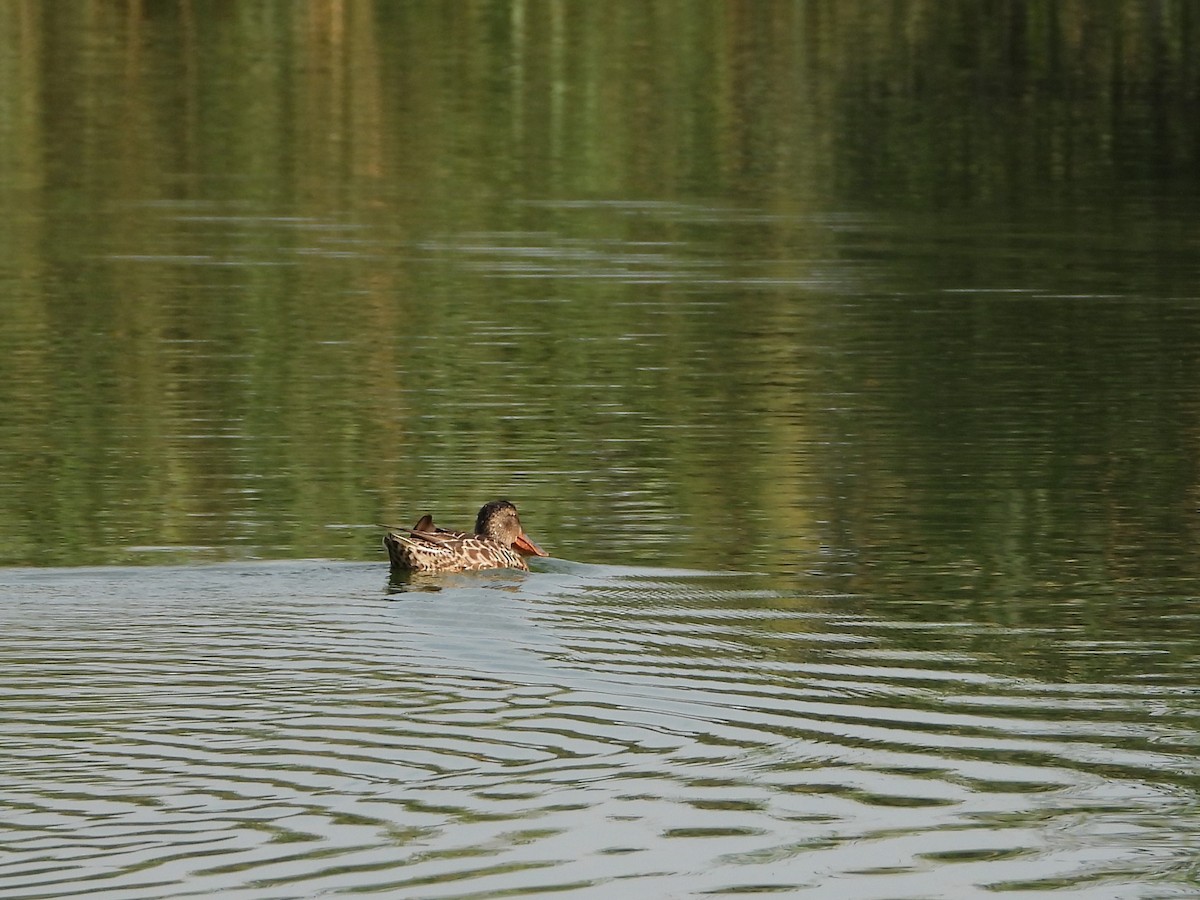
[1,2,1199,897]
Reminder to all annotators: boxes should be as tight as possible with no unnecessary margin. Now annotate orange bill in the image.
[514,531,548,557]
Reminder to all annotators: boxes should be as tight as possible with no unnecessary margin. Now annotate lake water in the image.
[2,3,1199,898]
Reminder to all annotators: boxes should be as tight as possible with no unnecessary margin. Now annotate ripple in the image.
[0,562,1197,898]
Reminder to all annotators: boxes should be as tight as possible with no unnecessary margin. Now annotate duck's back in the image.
[383,530,528,572]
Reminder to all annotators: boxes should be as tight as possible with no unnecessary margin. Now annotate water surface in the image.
[3,561,1198,898]
[2,2,1199,897]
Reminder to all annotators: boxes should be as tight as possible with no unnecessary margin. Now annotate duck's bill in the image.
[515,532,549,557]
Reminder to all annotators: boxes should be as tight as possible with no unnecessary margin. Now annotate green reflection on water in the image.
[0,0,1198,597]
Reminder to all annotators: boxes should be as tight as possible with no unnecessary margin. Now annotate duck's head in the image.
[475,500,548,557]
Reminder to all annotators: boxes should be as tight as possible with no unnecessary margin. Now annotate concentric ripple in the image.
[1,562,1197,899]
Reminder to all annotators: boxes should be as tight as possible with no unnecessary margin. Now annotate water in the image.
[4,561,1197,898]
[2,2,1200,897]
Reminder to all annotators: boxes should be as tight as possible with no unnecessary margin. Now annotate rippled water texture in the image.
[3,2,1200,898]
[3,562,1198,899]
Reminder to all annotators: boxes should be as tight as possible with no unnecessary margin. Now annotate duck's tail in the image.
[383,531,418,568]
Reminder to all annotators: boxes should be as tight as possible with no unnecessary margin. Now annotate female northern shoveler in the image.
[383,500,547,572]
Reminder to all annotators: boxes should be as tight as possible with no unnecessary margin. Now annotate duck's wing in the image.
[387,530,526,571]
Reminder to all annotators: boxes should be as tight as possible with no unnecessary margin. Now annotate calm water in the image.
[2,2,1200,897]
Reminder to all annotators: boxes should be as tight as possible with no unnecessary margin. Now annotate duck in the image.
[383,500,548,572]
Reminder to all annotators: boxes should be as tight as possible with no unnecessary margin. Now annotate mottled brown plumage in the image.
[383,500,547,572]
